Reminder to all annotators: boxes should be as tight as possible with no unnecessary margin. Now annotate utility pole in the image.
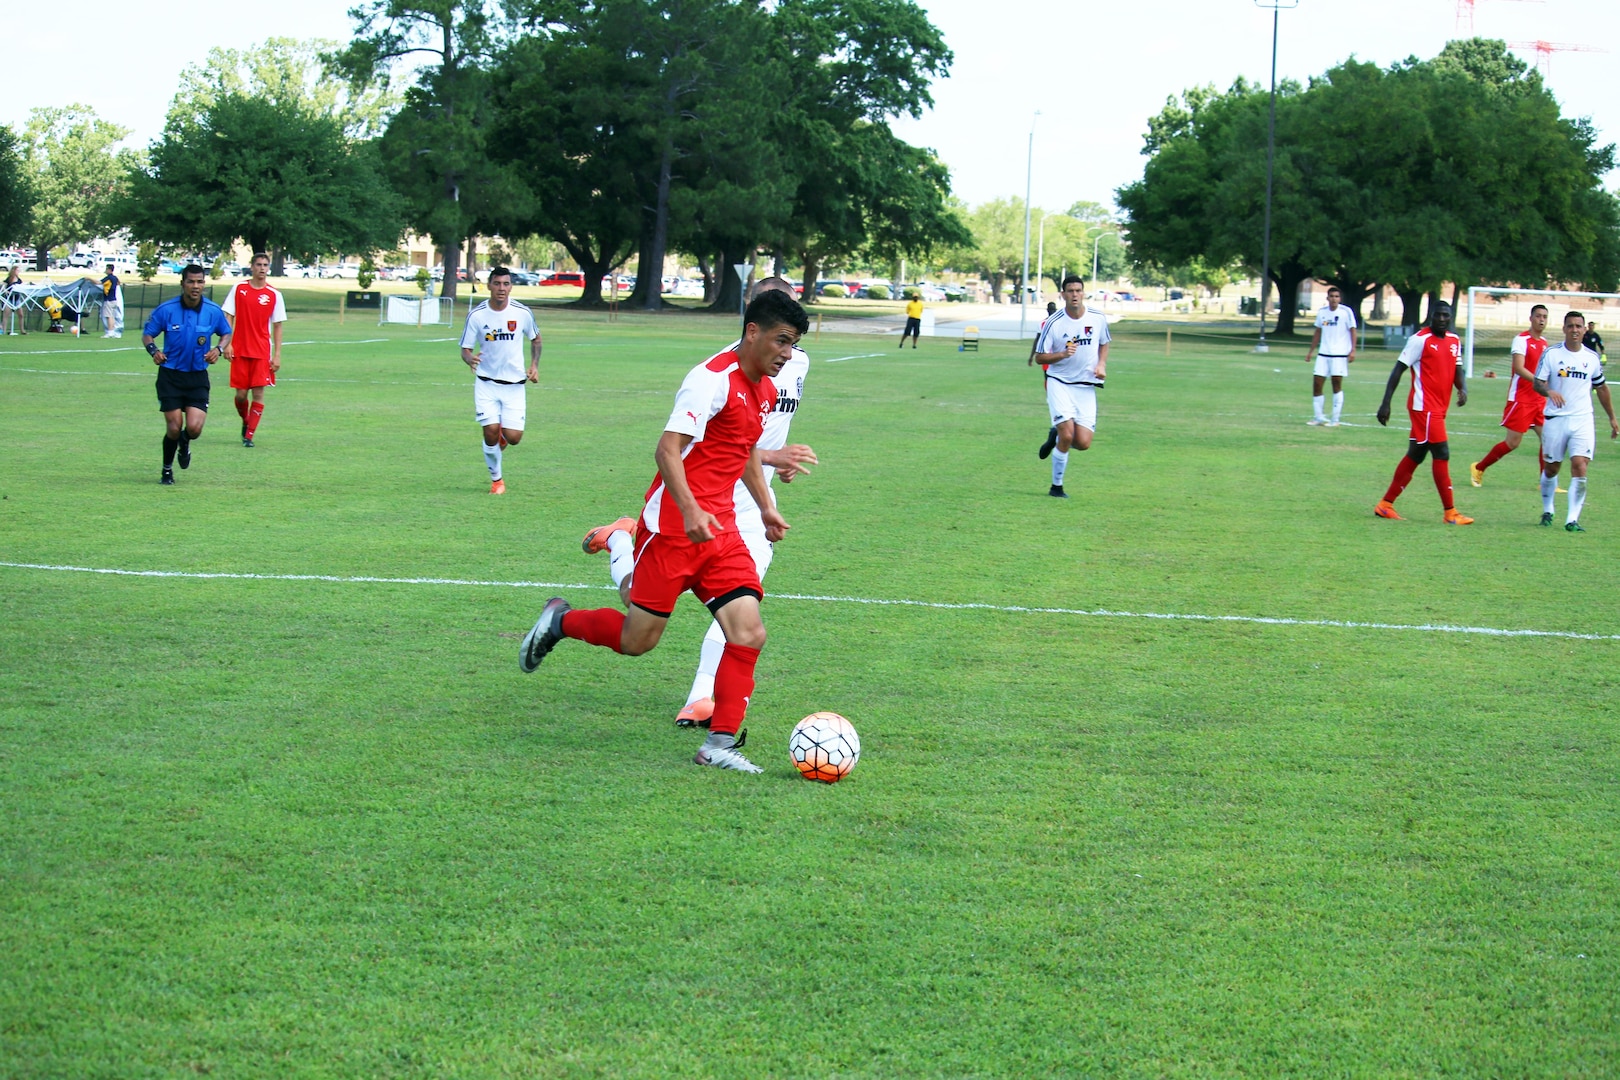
[1254,0,1297,354]
[1020,111,1040,337]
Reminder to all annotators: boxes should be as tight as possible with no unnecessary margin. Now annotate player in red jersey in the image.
[1374,302,1474,524]
[220,253,286,447]
[517,289,811,773]
[1471,305,1550,486]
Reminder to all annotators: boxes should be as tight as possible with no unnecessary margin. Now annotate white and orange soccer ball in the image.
[789,712,860,783]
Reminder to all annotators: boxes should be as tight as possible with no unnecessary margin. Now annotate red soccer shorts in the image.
[1408,409,1448,444]
[1500,394,1545,434]
[229,356,275,389]
[628,525,763,618]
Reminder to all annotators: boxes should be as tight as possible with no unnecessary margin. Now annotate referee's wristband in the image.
[145,342,158,356]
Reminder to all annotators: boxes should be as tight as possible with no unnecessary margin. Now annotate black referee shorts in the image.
[156,367,210,413]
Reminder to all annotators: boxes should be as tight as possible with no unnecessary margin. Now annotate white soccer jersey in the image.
[1038,309,1110,385]
[1536,342,1606,419]
[1314,304,1357,355]
[460,300,539,383]
[733,345,809,522]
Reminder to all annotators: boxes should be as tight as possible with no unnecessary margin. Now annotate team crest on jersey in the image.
[507,320,517,331]
[196,335,207,346]
[256,293,270,306]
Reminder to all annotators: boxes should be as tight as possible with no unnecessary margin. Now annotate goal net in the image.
[380,295,457,326]
[1462,287,1620,377]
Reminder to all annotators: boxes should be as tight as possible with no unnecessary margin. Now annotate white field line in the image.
[2,560,1616,642]
[823,353,888,363]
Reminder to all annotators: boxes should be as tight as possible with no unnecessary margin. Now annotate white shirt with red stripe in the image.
[1508,331,1548,404]
[221,282,287,360]
[642,350,777,537]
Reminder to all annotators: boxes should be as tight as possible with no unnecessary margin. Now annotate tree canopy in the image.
[19,105,138,270]
[0,126,32,249]
[1118,40,1620,334]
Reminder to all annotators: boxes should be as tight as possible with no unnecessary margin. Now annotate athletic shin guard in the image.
[708,643,760,736]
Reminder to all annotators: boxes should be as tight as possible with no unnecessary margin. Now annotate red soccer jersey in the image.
[1507,331,1548,406]
[221,282,287,360]
[1398,328,1462,413]
[642,350,776,536]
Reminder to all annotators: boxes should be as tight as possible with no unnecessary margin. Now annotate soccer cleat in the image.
[1048,484,1068,499]
[1565,520,1585,532]
[1307,417,1325,426]
[160,469,175,486]
[582,516,636,554]
[519,597,571,672]
[241,418,248,439]
[675,698,715,728]
[177,435,191,470]
[1037,426,1058,459]
[490,478,506,495]
[1541,511,1555,527]
[693,729,763,773]
[243,436,254,448]
[1374,500,1402,520]
[1443,508,1474,525]
[1556,485,1567,494]
[1469,462,1484,487]
[1324,420,1341,427]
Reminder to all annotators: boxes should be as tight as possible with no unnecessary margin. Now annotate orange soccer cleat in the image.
[675,698,715,728]
[581,516,637,555]
[1443,508,1474,525]
[1374,500,1403,520]
[490,479,506,495]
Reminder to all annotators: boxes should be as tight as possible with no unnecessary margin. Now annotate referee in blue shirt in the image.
[143,264,232,485]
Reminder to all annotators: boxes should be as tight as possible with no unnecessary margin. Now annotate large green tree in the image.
[0,126,32,248]
[173,37,398,139]
[116,93,403,263]
[329,2,511,299]
[20,105,138,271]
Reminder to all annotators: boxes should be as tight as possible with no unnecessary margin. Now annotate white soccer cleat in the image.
[693,730,763,773]
[1306,418,1326,426]
[519,597,571,672]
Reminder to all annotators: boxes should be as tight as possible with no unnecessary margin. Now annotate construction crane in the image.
[1507,39,1607,74]
[1454,0,1542,35]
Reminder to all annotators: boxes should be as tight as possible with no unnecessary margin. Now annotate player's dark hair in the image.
[487,265,511,280]
[745,288,809,336]
[1061,274,1085,290]
[181,264,206,280]
[1565,310,1586,324]
[750,275,795,299]
[1530,303,1548,316]
[251,252,269,263]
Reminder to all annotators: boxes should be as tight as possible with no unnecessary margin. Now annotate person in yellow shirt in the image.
[899,292,923,349]
[42,294,65,332]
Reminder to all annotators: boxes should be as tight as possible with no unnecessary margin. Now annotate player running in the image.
[143,265,232,486]
[1032,275,1109,498]
[1534,310,1618,531]
[1374,301,1473,524]
[221,253,287,448]
[518,288,812,773]
[459,267,540,494]
[1304,286,1356,426]
[579,278,818,729]
[1471,305,1549,487]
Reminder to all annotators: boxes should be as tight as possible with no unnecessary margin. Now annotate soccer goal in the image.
[380,295,456,326]
[1462,287,1620,377]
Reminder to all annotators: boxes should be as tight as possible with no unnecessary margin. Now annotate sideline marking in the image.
[824,353,887,363]
[2,560,1616,642]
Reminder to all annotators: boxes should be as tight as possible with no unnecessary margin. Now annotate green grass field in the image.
[2,306,1616,1078]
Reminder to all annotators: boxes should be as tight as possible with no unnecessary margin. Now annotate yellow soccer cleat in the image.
[1469,462,1484,487]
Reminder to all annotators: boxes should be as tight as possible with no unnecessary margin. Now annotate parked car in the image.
[545,271,588,289]
[941,284,968,302]
[0,249,30,268]
[67,250,97,268]
[320,264,358,279]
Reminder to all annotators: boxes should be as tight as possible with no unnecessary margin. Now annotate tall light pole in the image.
[1092,230,1122,282]
[1254,0,1297,354]
[1020,111,1040,337]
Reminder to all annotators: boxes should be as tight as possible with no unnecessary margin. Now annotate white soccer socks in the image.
[1568,477,1587,524]
[1331,392,1344,423]
[482,441,502,481]
[686,621,725,706]
[1052,450,1069,487]
[605,529,635,587]
[1312,394,1325,421]
[1541,474,1557,514]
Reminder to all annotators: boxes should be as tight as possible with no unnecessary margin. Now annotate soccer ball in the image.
[789,712,860,783]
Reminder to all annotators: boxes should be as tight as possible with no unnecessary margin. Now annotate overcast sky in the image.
[6,0,1616,218]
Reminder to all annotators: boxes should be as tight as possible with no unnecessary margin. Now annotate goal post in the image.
[1463,286,1620,377]
[380,295,457,326]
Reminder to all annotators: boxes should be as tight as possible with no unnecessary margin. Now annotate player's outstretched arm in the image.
[655,429,719,544]
[1376,362,1407,426]
[762,443,817,483]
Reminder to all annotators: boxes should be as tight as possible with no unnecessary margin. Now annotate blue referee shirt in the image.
[144,295,232,372]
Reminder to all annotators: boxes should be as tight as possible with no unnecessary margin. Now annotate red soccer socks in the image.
[708,643,761,737]
[561,607,626,652]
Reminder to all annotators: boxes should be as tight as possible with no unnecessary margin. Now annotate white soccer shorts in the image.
[1046,380,1098,431]
[1542,413,1596,463]
[474,379,526,430]
[1312,354,1349,378]
[732,510,776,579]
